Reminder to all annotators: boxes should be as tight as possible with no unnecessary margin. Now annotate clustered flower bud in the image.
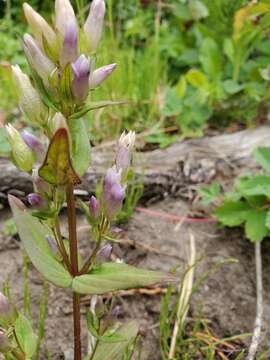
[92,132,136,223]
[21,130,45,162]
[84,0,106,53]
[5,124,35,172]
[89,63,117,89]
[115,131,136,173]
[11,65,46,125]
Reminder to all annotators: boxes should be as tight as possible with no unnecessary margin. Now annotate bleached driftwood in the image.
[1,125,270,203]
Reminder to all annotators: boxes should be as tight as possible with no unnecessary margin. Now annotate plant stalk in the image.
[66,183,82,360]
[247,240,263,360]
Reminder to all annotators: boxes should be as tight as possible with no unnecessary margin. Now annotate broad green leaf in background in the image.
[39,128,81,186]
[236,175,270,197]
[69,118,91,177]
[265,210,270,230]
[188,0,209,21]
[9,195,72,288]
[72,262,167,295]
[199,38,222,80]
[253,147,270,171]
[91,321,139,360]
[222,80,243,95]
[186,69,209,89]
[15,313,38,358]
[198,182,220,205]
[245,210,268,242]
[215,201,251,226]
[223,38,235,63]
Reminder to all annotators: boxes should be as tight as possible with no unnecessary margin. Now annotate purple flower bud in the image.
[23,34,55,86]
[111,306,120,318]
[60,21,78,67]
[32,168,51,197]
[0,293,16,326]
[89,63,117,89]
[21,130,45,163]
[102,166,125,219]
[97,243,112,260]
[27,193,48,209]
[89,196,100,220]
[84,0,105,53]
[27,193,42,206]
[72,55,90,103]
[0,331,11,352]
[115,131,136,172]
[45,235,58,255]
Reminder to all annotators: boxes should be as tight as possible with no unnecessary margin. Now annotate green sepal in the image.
[69,118,91,177]
[14,313,38,358]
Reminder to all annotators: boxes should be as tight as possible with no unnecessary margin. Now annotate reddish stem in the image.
[66,183,81,360]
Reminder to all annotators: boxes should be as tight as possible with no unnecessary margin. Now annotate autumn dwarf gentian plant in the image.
[1,1,168,359]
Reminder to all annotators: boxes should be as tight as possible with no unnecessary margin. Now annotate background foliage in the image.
[1,0,270,146]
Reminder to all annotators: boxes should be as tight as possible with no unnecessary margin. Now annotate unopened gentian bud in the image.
[72,55,90,103]
[23,34,55,85]
[0,292,16,326]
[48,112,69,135]
[11,65,46,125]
[27,193,42,206]
[97,243,112,261]
[115,131,136,172]
[55,0,77,38]
[21,130,45,163]
[23,3,57,49]
[32,168,51,197]
[0,332,11,352]
[5,124,35,172]
[84,0,105,53]
[60,21,78,67]
[102,166,125,219]
[45,235,58,255]
[89,64,117,89]
[89,196,100,220]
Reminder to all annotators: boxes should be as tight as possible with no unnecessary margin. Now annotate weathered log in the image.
[1,125,270,203]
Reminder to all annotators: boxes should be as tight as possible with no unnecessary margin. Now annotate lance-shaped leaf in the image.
[39,128,81,185]
[70,100,128,120]
[69,118,91,176]
[14,313,38,358]
[91,321,139,360]
[9,195,72,288]
[72,262,168,294]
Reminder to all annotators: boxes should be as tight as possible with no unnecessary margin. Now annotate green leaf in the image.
[222,80,243,95]
[9,195,72,288]
[69,118,91,177]
[223,38,234,63]
[39,128,81,186]
[59,64,73,102]
[99,333,125,344]
[72,262,167,295]
[188,0,209,21]
[236,175,270,197]
[15,313,38,358]
[70,101,127,120]
[198,182,220,205]
[245,210,268,242]
[265,210,270,230]
[253,147,270,171]
[186,69,209,89]
[199,38,222,80]
[91,321,139,360]
[215,201,251,226]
